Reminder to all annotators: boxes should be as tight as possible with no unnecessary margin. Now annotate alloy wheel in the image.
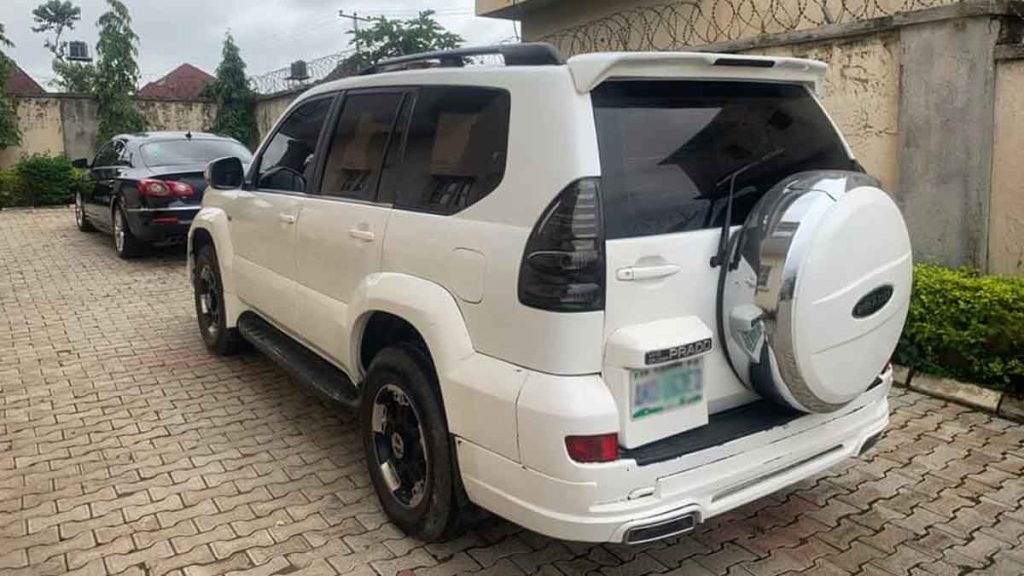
[196,265,221,339]
[370,383,430,509]
[74,194,83,228]
[113,208,125,253]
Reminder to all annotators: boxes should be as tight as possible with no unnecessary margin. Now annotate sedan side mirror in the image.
[71,158,90,169]
[206,156,245,190]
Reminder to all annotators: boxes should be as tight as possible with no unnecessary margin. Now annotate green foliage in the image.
[0,166,24,207]
[93,0,146,143]
[204,33,257,148]
[896,264,1024,393]
[0,154,88,208]
[15,153,75,206]
[340,10,463,73]
[32,0,94,92]
[0,22,23,149]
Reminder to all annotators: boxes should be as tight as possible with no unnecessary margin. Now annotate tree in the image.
[204,33,257,148]
[0,23,22,149]
[340,10,463,73]
[92,0,146,143]
[32,0,94,92]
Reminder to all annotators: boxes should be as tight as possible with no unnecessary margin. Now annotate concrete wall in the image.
[0,95,217,168]
[747,34,901,194]
[990,54,1024,276]
[898,16,999,269]
[0,98,65,168]
[256,90,302,143]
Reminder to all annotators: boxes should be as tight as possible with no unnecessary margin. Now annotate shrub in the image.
[69,167,93,200]
[0,167,24,207]
[895,264,1024,393]
[14,154,74,206]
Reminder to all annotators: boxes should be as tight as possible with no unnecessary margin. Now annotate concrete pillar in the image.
[898,16,1000,269]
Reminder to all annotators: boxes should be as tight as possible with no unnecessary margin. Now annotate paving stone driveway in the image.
[2,208,1024,576]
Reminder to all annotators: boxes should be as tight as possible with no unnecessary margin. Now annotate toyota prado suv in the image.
[188,44,912,544]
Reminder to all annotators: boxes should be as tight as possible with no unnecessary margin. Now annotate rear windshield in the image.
[141,139,253,168]
[592,80,855,240]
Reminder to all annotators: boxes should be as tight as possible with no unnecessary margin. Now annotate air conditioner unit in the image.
[67,41,92,62]
[288,60,310,82]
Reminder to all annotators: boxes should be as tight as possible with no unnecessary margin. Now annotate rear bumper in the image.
[125,206,198,242]
[455,366,891,543]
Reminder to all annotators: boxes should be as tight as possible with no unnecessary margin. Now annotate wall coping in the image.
[996,43,1024,58]
[9,92,215,105]
[692,0,1023,53]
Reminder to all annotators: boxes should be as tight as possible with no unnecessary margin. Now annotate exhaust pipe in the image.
[624,512,698,544]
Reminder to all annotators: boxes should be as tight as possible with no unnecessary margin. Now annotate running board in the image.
[237,313,360,408]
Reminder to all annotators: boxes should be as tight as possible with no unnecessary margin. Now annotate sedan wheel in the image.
[113,208,125,253]
[74,193,94,232]
[112,202,143,259]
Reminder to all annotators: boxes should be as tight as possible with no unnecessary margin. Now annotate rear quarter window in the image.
[392,86,510,215]
[592,80,856,240]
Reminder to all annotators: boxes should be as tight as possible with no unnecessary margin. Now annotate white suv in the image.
[188,44,912,544]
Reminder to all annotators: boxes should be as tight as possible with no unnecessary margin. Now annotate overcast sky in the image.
[2,0,516,89]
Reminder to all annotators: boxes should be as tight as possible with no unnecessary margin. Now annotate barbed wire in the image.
[538,0,1019,54]
[250,48,356,95]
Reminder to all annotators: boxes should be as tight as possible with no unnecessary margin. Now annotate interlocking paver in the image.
[3,207,1024,575]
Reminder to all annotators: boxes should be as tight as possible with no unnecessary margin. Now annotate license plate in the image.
[630,359,703,420]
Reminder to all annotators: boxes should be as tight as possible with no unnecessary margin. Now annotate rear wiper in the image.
[709,148,786,269]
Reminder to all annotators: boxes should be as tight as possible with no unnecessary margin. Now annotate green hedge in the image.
[895,264,1024,393]
[0,154,92,208]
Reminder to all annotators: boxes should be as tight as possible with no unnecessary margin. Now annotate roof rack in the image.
[359,43,565,75]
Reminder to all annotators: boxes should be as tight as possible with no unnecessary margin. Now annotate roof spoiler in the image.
[567,52,828,94]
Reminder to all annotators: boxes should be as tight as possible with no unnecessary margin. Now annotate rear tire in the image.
[361,344,466,542]
[112,201,144,259]
[193,244,244,356]
[74,192,95,232]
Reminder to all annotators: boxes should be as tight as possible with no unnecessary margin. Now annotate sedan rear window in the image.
[141,139,253,168]
[592,80,856,240]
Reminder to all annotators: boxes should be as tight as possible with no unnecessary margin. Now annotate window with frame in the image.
[319,92,404,201]
[93,142,118,167]
[393,86,510,214]
[257,97,332,193]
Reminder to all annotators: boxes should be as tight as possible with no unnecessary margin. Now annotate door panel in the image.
[231,96,335,330]
[294,200,390,365]
[292,91,405,369]
[231,190,303,326]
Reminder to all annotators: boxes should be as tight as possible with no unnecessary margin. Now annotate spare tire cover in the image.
[720,171,912,413]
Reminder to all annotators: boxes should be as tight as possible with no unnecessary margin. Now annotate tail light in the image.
[518,178,605,312]
[139,179,194,198]
[566,433,619,463]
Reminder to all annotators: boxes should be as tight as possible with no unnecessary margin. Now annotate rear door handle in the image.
[279,213,297,224]
[349,228,376,242]
[616,264,681,281]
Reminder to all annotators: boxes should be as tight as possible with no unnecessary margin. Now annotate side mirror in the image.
[71,158,90,169]
[206,156,245,190]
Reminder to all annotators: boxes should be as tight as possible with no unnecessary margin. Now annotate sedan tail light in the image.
[139,179,194,198]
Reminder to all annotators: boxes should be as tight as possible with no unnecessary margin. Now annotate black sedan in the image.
[72,131,252,258]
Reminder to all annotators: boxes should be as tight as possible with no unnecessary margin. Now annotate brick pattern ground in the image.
[2,207,1024,576]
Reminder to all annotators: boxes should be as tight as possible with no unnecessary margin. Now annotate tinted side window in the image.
[93,142,117,167]
[319,93,403,201]
[394,86,510,214]
[257,98,332,193]
[593,81,854,240]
